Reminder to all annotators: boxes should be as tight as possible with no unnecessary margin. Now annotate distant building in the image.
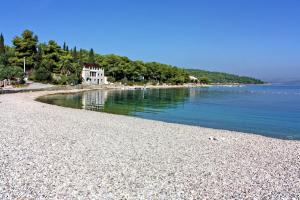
[189,75,198,82]
[82,63,107,85]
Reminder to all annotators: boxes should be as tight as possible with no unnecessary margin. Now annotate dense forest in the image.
[186,69,264,84]
[0,30,189,85]
[0,30,263,85]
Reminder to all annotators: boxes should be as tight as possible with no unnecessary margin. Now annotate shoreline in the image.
[1,81,268,94]
[1,89,300,198]
[0,82,209,92]
[35,88,293,142]
[1,89,291,142]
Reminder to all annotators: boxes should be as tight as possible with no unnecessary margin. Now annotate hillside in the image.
[0,30,190,85]
[1,29,264,86]
[186,69,264,84]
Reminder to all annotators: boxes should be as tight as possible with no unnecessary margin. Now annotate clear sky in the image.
[1,0,300,81]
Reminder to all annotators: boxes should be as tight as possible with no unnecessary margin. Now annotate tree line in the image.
[0,30,190,85]
[186,69,264,84]
[0,29,263,85]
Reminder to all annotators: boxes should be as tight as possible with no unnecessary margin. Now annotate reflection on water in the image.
[37,85,300,140]
[102,88,190,115]
[82,90,108,111]
[38,88,191,115]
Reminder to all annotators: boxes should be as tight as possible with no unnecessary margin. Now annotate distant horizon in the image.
[1,0,300,80]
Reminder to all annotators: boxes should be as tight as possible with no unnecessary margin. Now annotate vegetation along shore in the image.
[0,30,263,88]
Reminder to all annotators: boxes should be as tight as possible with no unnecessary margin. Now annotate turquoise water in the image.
[37,83,300,140]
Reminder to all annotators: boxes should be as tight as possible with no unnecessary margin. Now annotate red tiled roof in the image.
[83,63,100,68]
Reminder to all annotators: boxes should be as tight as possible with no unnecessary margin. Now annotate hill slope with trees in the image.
[0,30,263,85]
[186,69,264,84]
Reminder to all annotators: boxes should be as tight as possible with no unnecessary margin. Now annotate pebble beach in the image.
[1,90,300,199]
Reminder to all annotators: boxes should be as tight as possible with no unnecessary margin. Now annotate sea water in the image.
[37,83,300,140]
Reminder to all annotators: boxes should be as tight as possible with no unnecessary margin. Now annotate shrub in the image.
[67,74,79,85]
[51,74,80,85]
[0,65,24,80]
[33,67,52,82]
[57,75,68,85]
[107,76,115,82]
[199,77,210,84]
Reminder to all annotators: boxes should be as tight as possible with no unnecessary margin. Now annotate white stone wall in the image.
[82,67,106,85]
[0,79,11,87]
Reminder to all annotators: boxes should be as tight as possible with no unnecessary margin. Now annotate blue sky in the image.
[1,0,300,80]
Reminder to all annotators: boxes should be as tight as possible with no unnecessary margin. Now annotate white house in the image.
[189,75,198,82]
[82,63,107,85]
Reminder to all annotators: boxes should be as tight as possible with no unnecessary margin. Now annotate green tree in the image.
[34,44,43,68]
[0,65,23,80]
[0,33,5,55]
[88,48,95,63]
[63,42,67,51]
[59,54,74,75]
[33,67,51,82]
[72,62,82,83]
[145,62,160,82]
[72,46,78,62]
[43,40,62,72]
[127,61,145,81]
[10,30,38,70]
[0,33,7,66]
[199,77,209,84]
[1,46,14,66]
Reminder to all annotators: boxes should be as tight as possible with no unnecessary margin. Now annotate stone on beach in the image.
[1,90,300,199]
[209,136,218,141]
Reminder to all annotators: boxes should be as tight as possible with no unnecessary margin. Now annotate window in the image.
[90,72,97,77]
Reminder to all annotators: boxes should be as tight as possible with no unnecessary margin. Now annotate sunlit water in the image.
[37,83,300,140]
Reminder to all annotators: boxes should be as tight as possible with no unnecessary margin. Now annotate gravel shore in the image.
[1,90,300,199]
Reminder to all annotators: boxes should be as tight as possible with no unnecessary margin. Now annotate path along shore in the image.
[0,89,300,199]
[0,82,210,94]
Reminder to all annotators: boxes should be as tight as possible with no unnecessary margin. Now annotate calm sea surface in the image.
[37,83,300,140]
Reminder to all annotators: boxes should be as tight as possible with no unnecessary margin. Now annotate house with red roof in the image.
[82,63,107,85]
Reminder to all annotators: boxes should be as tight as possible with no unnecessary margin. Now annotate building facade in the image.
[82,63,107,85]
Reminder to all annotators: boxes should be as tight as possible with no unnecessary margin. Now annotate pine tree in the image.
[63,42,66,51]
[72,46,78,62]
[88,48,95,63]
[10,29,38,69]
[43,40,61,73]
[0,33,5,55]
[78,48,83,65]
[66,45,69,52]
